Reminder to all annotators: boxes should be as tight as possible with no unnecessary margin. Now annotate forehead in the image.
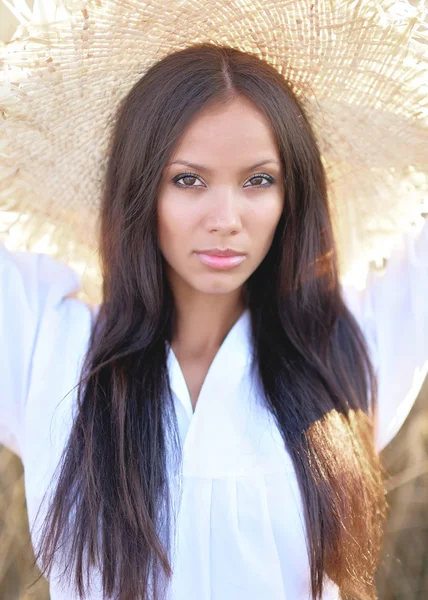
[170,96,280,165]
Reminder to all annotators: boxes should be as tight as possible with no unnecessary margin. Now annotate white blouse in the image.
[1,218,427,600]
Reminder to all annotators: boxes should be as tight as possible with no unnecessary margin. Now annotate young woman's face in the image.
[157,95,285,298]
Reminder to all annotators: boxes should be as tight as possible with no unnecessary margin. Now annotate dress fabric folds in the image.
[0,218,427,599]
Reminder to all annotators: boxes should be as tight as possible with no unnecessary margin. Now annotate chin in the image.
[191,277,245,295]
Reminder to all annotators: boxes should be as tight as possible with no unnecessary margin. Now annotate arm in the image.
[341,217,428,453]
[0,242,82,458]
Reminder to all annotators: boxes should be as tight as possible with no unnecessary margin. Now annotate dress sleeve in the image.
[341,217,428,453]
[0,242,82,458]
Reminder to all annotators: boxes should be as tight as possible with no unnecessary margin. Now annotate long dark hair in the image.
[31,43,387,599]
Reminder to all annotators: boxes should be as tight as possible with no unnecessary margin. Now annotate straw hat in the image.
[0,0,427,304]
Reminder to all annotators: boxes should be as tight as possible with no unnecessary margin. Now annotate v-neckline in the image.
[166,308,251,422]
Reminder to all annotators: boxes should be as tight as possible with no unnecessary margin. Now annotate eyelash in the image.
[171,171,275,189]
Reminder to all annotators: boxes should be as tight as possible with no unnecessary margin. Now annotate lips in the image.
[195,251,246,270]
[196,249,246,257]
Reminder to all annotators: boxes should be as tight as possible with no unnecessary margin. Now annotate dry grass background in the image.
[376,374,428,599]
[0,375,427,599]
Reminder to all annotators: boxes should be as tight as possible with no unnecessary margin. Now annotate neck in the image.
[170,291,246,362]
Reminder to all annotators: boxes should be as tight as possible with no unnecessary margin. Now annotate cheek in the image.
[157,200,195,256]
[248,201,283,249]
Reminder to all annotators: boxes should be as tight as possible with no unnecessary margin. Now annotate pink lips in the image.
[195,252,246,270]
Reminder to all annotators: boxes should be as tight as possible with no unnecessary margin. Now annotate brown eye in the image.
[244,173,275,188]
[182,176,197,186]
[172,172,204,188]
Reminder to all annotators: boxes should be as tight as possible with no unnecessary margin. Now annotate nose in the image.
[204,189,242,235]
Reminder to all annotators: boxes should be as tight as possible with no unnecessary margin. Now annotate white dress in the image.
[1,218,427,600]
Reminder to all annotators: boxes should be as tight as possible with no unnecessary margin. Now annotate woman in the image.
[1,43,427,600]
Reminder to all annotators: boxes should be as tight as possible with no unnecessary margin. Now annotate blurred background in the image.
[1,1,428,599]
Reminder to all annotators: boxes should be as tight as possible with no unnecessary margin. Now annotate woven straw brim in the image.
[0,0,427,303]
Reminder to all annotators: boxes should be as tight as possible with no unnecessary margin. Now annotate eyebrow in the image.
[167,159,280,174]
